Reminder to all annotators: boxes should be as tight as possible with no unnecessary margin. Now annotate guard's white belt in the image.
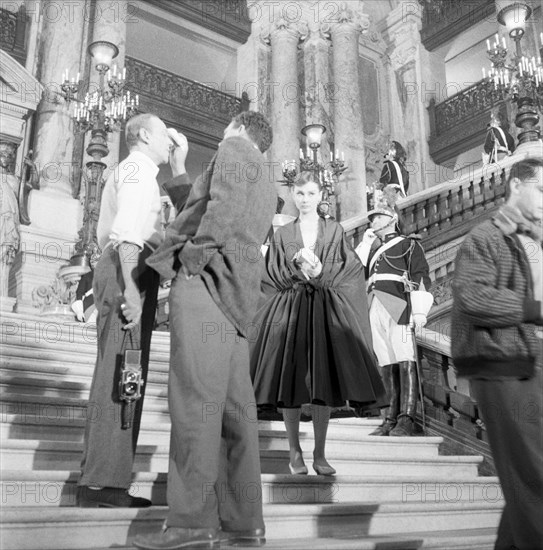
[367,273,405,286]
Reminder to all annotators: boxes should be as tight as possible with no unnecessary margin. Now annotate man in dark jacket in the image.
[135,112,276,550]
[452,157,543,550]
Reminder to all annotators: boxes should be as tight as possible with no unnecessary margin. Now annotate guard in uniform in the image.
[355,193,432,436]
[483,112,515,165]
[378,141,409,198]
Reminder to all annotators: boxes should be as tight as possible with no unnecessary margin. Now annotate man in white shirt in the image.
[78,113,187,508]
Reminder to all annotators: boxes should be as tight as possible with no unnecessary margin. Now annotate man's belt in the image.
[367,273,405,287]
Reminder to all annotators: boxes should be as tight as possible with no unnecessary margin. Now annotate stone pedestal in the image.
[12,225,78,313]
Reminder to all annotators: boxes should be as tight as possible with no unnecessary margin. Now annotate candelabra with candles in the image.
[280,124,347,217]
[60,40,139,270]
[482,2,543,144]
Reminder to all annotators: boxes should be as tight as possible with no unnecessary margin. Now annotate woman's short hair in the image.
[292,171,323,190]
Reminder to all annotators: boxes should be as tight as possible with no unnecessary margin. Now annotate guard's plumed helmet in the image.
[367,185,399,223]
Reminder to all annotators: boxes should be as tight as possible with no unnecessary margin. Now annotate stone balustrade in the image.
[427,80,508,164]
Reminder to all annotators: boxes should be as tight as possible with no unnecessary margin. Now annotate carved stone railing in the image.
[342,152,511,253]
[343,143,541,308]
[0,6,27,65]
[419,0,496,51]
[428,80,508,164]
[416,327,495,474]
[125,56,246,147]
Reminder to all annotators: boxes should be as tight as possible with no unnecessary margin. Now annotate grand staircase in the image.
[0,311,502,550]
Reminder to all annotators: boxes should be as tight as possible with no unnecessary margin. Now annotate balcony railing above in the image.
[125,56,247,148]
[427,80,508,165]
[0,6,27,65]
[419,0,496,51]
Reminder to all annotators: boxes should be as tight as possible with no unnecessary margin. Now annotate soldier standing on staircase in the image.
[355,189,432,437]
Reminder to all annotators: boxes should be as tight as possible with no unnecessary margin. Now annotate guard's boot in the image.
[390,361,418,436]
[369,364,400,436]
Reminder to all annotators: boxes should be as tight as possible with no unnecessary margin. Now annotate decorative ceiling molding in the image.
[148,0,251,45]
[419,0,496,52]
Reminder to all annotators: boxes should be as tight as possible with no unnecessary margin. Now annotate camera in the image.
[119,349,144,402]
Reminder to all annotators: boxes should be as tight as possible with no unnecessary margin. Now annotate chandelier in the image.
[280,124,347,217]
[482,2,543,143]
[62,41,139,133]
[60,40,139,270]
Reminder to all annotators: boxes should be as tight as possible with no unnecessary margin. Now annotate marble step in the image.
[0,413,386,442]
[0,423,442,462]
[0,501,502,550]
[0,393,386,438]
[0,317,170,354]
[0,470,503,507]
[0,438,482,477]
[73,538,424,550]
[405,528,497,550]
[80,528,498,550]
[0,349,170,374]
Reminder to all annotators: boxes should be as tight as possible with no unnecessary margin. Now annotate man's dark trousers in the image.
[470,351,543,550]
[79,245,158,489]
[166,274,264,531]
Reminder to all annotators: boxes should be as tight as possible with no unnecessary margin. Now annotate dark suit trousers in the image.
[79,245,158,489]
[166,275,264,531]
[470,353,543,550]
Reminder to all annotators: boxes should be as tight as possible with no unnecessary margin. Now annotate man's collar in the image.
[222,135,260,151]
[127,150,159,177]
[383,232,399,242]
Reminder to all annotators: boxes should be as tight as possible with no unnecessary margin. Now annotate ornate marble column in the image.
[302,24,332,158]
[262,18,307,215]
[385,2,440,192]
[329,2,370,219]
[11,1,89,313]
[29,0,87,234]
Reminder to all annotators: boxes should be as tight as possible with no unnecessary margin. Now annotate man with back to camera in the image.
[134,111,277,550]
[78,113,190,508]
[452,157,543,550]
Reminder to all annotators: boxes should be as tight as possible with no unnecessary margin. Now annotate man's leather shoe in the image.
[220,528,266,547]
[369,418,396,436]
[389,415,416,436]
[77,486,151,508]
[134,527,219,549]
